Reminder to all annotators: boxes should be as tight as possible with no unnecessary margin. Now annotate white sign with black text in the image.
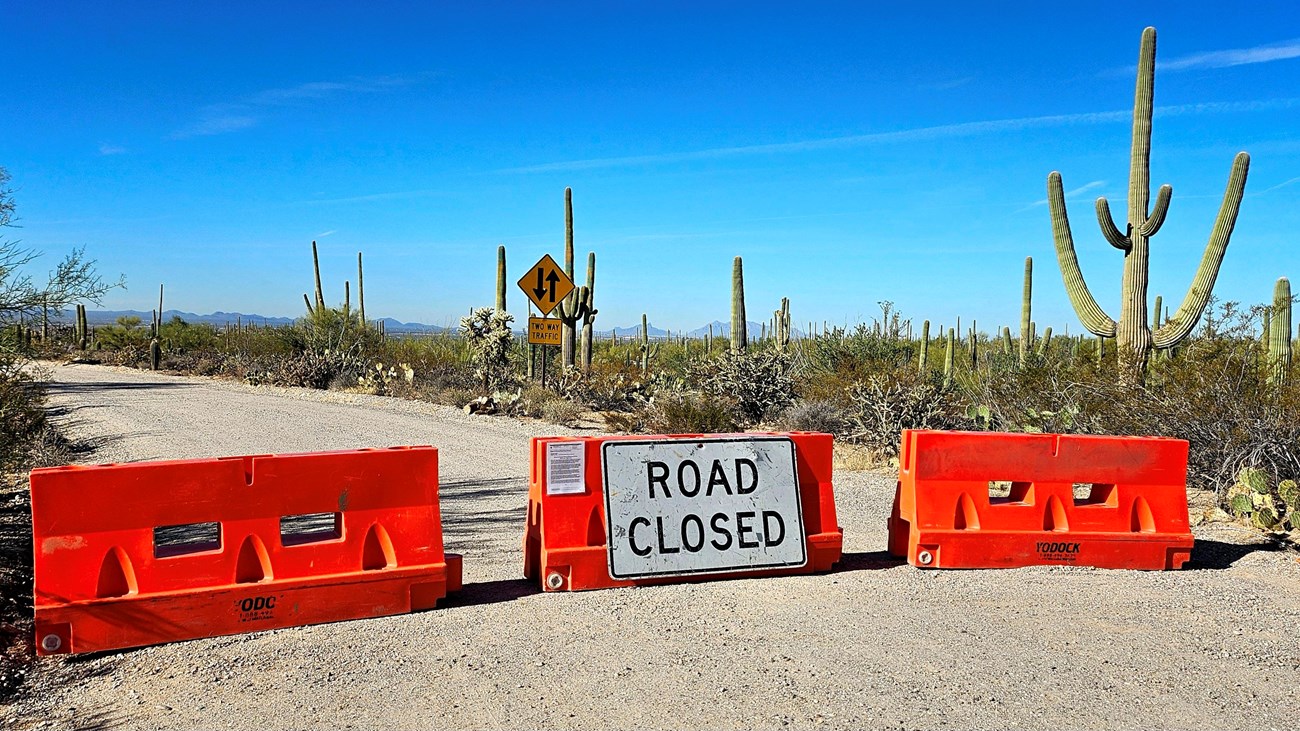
[602,436,807,579]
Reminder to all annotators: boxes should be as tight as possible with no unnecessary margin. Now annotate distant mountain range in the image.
[73,310,803,339]
[77,309,449,333]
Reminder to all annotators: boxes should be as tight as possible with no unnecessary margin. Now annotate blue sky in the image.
[4,2,1299,333]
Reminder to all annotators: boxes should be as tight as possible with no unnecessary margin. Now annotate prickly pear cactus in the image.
[1279,479,1300,513]
[1227,469,1300,532]
[1239,467,1269,494]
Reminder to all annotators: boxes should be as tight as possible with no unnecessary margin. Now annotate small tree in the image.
[0,167,123,326]
[460,307,515,391]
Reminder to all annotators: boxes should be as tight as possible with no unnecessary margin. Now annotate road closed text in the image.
[602,438,807,579]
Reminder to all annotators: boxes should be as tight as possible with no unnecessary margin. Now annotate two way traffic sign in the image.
[517,254,574,316]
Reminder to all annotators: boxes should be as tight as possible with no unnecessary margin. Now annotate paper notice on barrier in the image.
[545,441,587,495]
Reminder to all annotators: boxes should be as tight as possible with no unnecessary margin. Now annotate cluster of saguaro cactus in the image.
[302,241,370,327]
[1269,277,1293,385]
[150,284,165,337]
[555,188,597,370]
[150,283,164,368]
[731,256,747,352]
[773,297,791,352]
[1049,27,1249,384]
[74,304,89,350]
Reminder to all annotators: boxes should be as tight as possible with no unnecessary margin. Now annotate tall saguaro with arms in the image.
[1048,27,1249,384]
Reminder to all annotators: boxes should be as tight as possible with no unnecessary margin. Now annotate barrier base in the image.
[528,533,842,592]
[888,517,1192,570]
[35,554,461,655]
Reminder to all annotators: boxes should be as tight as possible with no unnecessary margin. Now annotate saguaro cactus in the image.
[918,319,930,372]
[580,252,598,369]
[943,327,955,386]
[1020,257,1032,367]
[1049,27,1250,384]
[1270,277,1292,385]
[154,284,165,337]
[639,313,658,373]
[495,245,506,314]
[555,188,594,370]
[358,251,367,327]
[731,256,747,352]
[311,241,325,312]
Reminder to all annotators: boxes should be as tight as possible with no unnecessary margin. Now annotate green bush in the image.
[646,391,740,434]
[691,349,796,425]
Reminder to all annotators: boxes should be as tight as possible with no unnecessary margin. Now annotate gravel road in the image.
[6,363,1300,730]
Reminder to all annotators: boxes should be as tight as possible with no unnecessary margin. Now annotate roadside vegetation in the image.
[0,166,121,700]
[36,296,1299,508]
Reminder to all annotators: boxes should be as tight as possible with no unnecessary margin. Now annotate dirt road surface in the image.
[6,363,1300,730]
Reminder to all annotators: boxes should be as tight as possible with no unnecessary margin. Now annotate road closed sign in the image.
[601,436,807,580]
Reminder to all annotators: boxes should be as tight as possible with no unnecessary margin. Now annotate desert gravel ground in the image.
[4,363,1300,730]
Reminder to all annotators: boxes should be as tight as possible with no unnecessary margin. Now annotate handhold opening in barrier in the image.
[96,547,138,598]
[235,535,273,583]
[154,522,222,558]
[1044,495,1070,532]
[1073,483,1118,507]
[989,481,1034,505]
[280,512,344,546]
[1130,496,1157,533]
[362,523,397,570]
[954,493,980,530]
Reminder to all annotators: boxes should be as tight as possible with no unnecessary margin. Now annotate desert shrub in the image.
[555,362,651,411]
[775,399,848,435]
[94,315,151,350]
[846,370,968,456]
[157,317,219,352]
[266,308,384,389]
[542,398,584,427]
[961,301,1300,495]
[433,386,480,410]
[645,391,740,434]
[691,349,796,425]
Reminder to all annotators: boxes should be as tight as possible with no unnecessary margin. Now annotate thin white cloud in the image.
[174,114,257,138]
[316,230,337,238]
[297,188,446,205]
[1023,180,1106,210]
[502,97,1299,174]
[1160,38,1300,72]
[98,143,127,156]
[171,74,427,139]
[1257,176,1300,195]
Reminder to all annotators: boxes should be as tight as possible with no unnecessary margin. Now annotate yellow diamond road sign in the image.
[518,253,574,316]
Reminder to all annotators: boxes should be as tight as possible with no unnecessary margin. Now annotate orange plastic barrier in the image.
[31,447,462,655]
[524,432,842,591]
[887,430,1194,570]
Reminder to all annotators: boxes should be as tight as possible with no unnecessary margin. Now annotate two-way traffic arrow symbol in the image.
[532,268,561,303]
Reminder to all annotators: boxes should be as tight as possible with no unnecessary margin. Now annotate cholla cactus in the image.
[460,307,515,391]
